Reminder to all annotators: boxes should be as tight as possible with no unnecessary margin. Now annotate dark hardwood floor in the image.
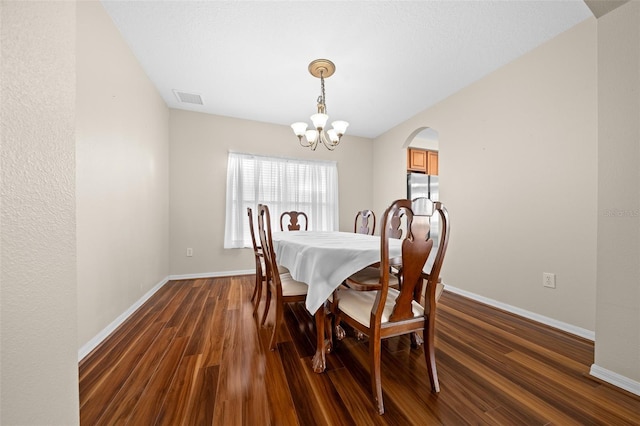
[79,276,640,425]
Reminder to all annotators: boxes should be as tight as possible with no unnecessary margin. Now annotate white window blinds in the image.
[224,152,339,248]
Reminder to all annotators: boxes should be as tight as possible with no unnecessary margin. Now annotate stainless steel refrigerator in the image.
[407,173,440,273]
[407,173,438,202]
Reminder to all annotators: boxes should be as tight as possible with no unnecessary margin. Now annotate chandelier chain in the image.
[318,71,326,114]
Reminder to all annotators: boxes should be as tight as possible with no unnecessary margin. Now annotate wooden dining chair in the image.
[247,207,266,315]
[331,198,450,415]
[354,209,376,235]
[345,207,400,293]
[257,204,309,350]
[280,210,308,231]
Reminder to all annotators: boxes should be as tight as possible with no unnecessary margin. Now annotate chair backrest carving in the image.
[280,210,309,231]
[386,208,404,239]
[354,209,376,235]
[376,198,450,323]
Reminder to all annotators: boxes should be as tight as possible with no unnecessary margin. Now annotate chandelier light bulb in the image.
[331,121,349,136]
[310,113,329,130]
[291,122,308,137]
[305,129,319,143]
[327,128,338,143]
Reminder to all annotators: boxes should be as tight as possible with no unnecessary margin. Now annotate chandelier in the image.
[291,59,349,151]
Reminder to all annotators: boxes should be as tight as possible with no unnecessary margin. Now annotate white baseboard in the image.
[447,284,640,396]
[590,364,640,396]
[78,270,255,361]
[168,269,252,280]
[444,285,595,341]
[78,276,169,361]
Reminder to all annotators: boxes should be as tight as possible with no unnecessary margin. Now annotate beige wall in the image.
[595,0,640,385]
[169,109,373,276]
[76,2,170,348]
[373,19,599,332]
[1,1,79,424]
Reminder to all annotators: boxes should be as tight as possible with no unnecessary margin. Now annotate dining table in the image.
[271,230,402,373]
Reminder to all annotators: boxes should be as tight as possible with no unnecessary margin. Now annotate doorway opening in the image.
[404,126,440,200]
[403,127,439,151]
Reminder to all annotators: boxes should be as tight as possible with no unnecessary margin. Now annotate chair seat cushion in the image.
[277,264,289,274]
[338,287,423,328]
[347,266,399,286]
[279,273,308,296]
[259,258,289,275]
[260,257,289,276]
[338,281,445,328]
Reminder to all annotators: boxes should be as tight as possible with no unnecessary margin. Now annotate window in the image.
[224,152,339,248]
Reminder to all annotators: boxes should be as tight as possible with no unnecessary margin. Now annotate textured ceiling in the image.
[101,1,593,139]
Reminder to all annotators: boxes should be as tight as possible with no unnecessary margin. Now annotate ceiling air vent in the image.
[172,90,203,105]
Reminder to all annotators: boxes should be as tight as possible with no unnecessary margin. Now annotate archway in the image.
[403,127,439,150]
[404,127,440,201]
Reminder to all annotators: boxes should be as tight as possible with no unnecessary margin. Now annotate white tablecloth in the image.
[272,231,402,313]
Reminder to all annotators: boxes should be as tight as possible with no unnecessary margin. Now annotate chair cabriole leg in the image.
[269,296,282,351]
[423,317,440,392]
[261,285,271,326]
[370,329,384,414]
[252,272,262,315]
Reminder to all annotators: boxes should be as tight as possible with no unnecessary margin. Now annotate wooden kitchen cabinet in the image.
[427,150,438,175]
[407,148,438,175]
[407,148,427,173]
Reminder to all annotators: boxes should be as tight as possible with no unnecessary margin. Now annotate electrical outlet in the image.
[186,248,193,257]
[543,272,556,288]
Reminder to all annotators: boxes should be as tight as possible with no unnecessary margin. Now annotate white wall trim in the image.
[444,285,595,341]
[78,270,254,362]
[169,269,252,280]
[446,286,640,396]
[590,364,640,396]
[78,276,170,361]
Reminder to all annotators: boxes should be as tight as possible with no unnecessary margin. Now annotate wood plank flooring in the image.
[79,276,640,425]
